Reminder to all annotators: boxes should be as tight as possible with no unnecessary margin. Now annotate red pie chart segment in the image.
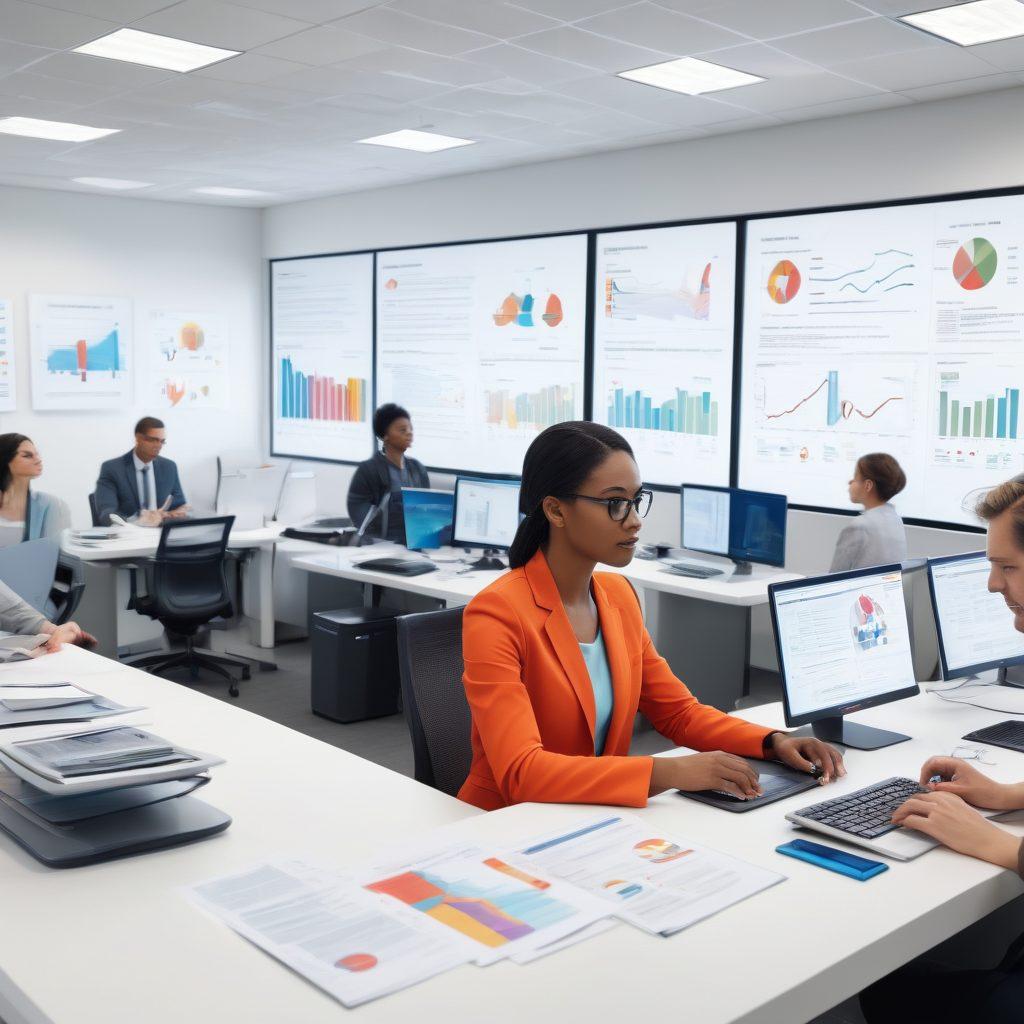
[952,237,997,291]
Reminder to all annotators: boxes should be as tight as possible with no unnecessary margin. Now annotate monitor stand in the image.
[731,559,753,576]
[811,716,911,750]
[998,666,1024,689]
[465,548,507,571]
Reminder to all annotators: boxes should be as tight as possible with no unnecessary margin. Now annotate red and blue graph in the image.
[46,328,120,381]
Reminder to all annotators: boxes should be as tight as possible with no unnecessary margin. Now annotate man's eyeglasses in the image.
[569,490,653,522]
[139,435,167,446]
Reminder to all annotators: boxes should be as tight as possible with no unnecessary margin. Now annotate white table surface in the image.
[60,524,283,562]
[3,651,1024,1024]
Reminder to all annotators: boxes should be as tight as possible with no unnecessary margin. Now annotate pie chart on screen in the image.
[953,237,997,290]
[767,259,801,304]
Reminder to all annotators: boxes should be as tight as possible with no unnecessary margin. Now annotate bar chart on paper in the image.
[606,384,720,436]
[937,373,1020,440]
[279,356,366,423]
[484,383,575,430]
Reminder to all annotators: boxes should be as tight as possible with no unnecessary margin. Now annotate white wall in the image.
[0,186,263,528]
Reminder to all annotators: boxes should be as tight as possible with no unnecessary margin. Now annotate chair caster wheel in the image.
[242,668,251,681]
[229,684,239,698]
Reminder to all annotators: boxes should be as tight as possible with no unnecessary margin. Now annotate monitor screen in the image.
[452,477,521,551]
[770,565,917,724]
[401,488,454,551]
[681,485,787,567]
[928,552,1024,678]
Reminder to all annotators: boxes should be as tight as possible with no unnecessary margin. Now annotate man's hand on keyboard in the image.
[891,790,1021,869]
[766,734,846,784]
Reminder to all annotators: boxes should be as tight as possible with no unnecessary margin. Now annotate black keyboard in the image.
[355,557,437,576]
[792,777,926,840]
[661,562,724,579]
[313,516,351,529]
[963,720,1024,753]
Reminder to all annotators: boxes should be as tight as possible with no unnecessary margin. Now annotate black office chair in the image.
[396,607,471,796]
[125,516,251,697]
[87,492,101,527]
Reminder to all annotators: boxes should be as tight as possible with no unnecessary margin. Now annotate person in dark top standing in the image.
[346,404,429,543]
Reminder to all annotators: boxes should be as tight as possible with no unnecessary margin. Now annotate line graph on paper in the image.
[807,248,917,300]
[754,364,914,434]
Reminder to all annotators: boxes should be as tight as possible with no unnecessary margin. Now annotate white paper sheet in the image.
[513,814,784,936]
[188,860,471,1007]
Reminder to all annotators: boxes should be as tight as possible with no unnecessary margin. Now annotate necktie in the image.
[141,465,151,510]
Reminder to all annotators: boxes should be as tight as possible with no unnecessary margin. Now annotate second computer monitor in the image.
[769,564,919,750]
[452,477,521,553]
[928,551,1024,684]
[401,488,454,551]
[681,485,787,573]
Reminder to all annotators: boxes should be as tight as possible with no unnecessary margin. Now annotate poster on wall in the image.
[0,300,16,412]
[29,293,132,411]
[148,308,228,411]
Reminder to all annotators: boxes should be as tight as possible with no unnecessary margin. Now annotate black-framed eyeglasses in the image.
[569,490,653,522]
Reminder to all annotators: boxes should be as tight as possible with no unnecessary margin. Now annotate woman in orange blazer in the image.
[458,421,845,811]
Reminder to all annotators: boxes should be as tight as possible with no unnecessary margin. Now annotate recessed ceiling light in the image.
[618,57,765,95]
[193,186,270,197]
[74,28,239,73]
[356,129,475,153]
[73,176,151,190]
[0,117,120,142]
[900,0,1024,45]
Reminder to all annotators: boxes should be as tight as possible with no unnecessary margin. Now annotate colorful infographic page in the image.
[271,254,374,462]
[592,222,736,487]
[740,195,1024,526]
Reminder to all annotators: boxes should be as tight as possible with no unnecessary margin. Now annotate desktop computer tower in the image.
[311,607,402,723]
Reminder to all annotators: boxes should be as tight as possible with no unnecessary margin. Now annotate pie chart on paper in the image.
[767,259,801,304]
[952,237,997,290]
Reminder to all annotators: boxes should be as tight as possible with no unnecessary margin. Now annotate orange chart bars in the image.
[280,356,366,422]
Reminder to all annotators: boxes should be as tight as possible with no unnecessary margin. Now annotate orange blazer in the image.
[458,549,773,811]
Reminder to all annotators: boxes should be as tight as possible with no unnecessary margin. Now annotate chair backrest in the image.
[0,539,59,614]
[396,607,471,797]
[147,516,234,626]
[87,492,101,527]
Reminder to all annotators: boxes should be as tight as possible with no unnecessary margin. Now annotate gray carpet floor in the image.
[170,641,864,1024]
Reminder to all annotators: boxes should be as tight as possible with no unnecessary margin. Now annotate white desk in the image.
[2,650,1024,1024]
[61,525,283,656]
[293,545,801,709]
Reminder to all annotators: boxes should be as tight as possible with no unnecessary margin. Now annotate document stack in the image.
[0,724,230,867]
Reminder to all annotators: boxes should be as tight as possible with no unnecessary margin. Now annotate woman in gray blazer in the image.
[830,453,908,572]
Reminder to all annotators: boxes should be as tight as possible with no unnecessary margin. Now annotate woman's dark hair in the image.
[373,403,410,440]
[856,452,906,503]
[509,421,634,569]
[0,433,31,499]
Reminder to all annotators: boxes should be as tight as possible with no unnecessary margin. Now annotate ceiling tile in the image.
[26,0,181,19]
[254,25,389,65]
[329,7,496,55]
[0,69,125,105]
[772,15,944,65]
[385,0,560,38]
[339,47,505,87]
[722,70,883,114]
[899,73,1024,102]
[0,38,53,75]
[132,1,315,50]
[475,76,543,94]
[484,90,602,123]
[28,51,176,89]
[694,0,870,39]
[852,0,964,13]
[0,0,116,49]
[463,42,593,83]
[688,42,821,78]
[192,52,310,83]
[834,46,998,92]
[228,0,384,21]
[511,0,629,19]
[971,36,1024,72]
[0,94,81,120]
[777,91,912,122]
[578,3,746,55]
[516,26,670,71]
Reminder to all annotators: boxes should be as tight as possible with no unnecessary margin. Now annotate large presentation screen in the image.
[740,194,1024,527]
[375,234,587,475]
[271,253,374,462]
[592,221,736,487]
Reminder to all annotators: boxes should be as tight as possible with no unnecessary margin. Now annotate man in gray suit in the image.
[95,416,188,526]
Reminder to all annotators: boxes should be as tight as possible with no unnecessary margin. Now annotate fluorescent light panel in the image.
[0,117,120,142]
[73,176,151,190]
[356,129,475,153]
[74,28,239,73]
[901,0,1024,45]
[619,56,764,95]
[193,186,269,197]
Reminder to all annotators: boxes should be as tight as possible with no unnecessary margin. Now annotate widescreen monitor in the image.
[681,485,787,572]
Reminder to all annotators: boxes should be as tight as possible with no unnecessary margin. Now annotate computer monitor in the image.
[452,476,521,570]
[680,485,787,574]
[769,564,919,750]
[928,551,1024,686]
[401,488,454,551]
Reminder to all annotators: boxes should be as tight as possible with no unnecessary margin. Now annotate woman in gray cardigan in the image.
[830,452,908,572]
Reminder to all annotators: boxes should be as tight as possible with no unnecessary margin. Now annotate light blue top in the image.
[579,626,614,756]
